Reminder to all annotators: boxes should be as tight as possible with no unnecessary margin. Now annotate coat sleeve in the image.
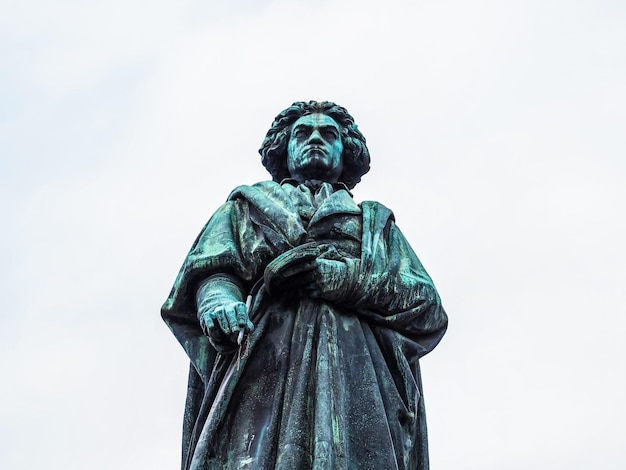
[161,198,276,381]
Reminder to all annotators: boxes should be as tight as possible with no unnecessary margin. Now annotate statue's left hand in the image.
[290,258,351,302]
[264,243,356,302]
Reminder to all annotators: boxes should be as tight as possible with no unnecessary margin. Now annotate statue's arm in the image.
[262,241,361,304]
[165,198,270,354]
[195,273,253,354]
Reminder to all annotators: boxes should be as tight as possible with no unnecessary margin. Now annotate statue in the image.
[162,101,448,470]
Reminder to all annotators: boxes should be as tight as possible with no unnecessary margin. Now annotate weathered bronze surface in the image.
[162,101,447,469]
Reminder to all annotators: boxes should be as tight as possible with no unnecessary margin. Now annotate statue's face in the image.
[287,113,344,183]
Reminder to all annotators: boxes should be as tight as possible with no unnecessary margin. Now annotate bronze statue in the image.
[162,101,447,469]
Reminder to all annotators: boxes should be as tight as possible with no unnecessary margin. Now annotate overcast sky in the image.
[1,0,625,468]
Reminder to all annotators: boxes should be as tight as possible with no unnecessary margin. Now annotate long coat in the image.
[162,180,448,470]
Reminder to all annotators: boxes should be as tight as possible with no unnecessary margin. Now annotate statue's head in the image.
[259,101,370,189]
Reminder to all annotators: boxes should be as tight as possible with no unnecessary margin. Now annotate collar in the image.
[279,178,353,196]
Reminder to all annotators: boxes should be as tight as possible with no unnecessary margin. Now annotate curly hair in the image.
[259,101,370,189]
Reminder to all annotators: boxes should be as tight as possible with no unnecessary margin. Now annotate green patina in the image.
[162,101,447,470]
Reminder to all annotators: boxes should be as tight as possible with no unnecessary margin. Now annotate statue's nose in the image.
[307,129,324,144]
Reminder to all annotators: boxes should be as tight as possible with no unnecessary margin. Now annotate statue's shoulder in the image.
[226,180,284,201]
[359,200,395,222]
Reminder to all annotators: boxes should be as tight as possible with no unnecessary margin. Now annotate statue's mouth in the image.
[304,146,327,156]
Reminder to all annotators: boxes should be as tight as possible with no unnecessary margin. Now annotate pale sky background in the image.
[1,0,625,468]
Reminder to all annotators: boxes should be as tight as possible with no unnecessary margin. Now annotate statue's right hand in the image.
[201,301,254,336]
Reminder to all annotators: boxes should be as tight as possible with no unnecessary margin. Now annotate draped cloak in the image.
[161,180,448,470]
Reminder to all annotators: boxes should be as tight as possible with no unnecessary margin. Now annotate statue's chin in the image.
[290,168,339,184]
[291,152,341,183]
